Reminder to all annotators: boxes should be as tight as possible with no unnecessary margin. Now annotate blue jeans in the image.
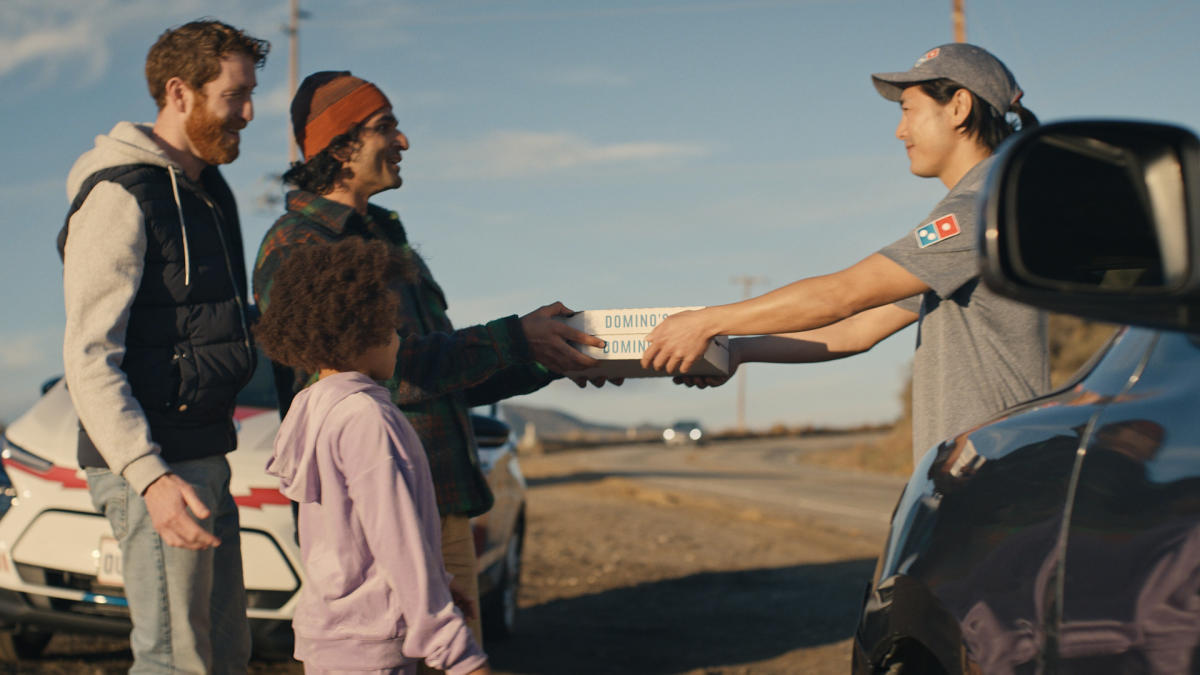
[88,455,251,674]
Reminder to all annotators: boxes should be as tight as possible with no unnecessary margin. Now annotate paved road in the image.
[531,433,907,541]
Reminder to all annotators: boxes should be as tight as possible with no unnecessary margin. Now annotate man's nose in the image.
[243,99,254,124]
[396,131,409,151]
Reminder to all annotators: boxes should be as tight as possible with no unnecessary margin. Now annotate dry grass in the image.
[802,314,1118,476]
[1048,314,1119,387]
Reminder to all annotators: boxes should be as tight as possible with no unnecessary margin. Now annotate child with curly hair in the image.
[255,238,490,675]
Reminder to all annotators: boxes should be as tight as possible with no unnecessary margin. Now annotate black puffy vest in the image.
[61,164,256,468]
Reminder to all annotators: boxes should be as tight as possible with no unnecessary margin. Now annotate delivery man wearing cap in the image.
[642,43,1048,464]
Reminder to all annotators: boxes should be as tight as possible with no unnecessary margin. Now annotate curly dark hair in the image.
[254,239,407,374]
[145,19,270,110]
[918,78,1038,151]
[282,123,366,194]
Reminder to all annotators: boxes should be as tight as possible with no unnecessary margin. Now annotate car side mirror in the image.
[471,414,513,449]
[980,120,1200,332]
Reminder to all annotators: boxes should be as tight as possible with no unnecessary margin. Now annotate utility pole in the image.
[729,275,768,433]
[951,0,967,43]
[259,1,308,212]
[285,0,309,164]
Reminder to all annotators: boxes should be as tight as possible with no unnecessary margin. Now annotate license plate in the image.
[97,536,124,587]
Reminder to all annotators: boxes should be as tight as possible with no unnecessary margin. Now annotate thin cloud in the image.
[0,19,105,81]
[0,0,271,87]
[542,66,632,88]
[427,130,708,179]
[379,1,838,26]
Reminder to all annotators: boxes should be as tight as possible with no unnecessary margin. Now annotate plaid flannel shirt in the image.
[253,191,554,517]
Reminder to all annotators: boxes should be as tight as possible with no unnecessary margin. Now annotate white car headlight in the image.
[0,436,32,517]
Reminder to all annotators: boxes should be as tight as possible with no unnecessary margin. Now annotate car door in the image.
[1055,331,1200,672]
[858,327,1159,674]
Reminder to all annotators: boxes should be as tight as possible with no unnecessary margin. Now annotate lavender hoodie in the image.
[266,371,487,673]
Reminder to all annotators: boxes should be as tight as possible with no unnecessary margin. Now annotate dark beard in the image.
[185,95,241,165]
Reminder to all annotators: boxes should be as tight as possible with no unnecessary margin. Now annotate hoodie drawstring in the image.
[167,166,192,286]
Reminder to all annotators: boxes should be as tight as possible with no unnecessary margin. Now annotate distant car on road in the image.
[662,420,705,445]
[0,351,526,662]
[853,120,1200,673]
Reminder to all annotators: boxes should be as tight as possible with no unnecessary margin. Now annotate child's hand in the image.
[448,577,478,621]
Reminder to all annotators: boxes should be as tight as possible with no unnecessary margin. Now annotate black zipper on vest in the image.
[197,192,255,383]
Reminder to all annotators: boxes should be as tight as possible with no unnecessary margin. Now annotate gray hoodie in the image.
[267,371,487,673]
[62,122,200,493]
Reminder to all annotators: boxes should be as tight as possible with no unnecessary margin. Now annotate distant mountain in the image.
[499,403,627,437]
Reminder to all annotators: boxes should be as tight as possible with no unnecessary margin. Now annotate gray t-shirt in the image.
[880,158,1049,462]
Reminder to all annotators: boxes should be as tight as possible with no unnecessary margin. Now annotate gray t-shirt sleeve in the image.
[879,190,980,299]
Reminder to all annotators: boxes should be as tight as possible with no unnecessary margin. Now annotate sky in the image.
[1,0,1198,433]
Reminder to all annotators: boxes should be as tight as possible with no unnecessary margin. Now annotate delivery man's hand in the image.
[143,473,220,550]
[642,308,716,374]
[521,302,604,374]
[672,338,741,387]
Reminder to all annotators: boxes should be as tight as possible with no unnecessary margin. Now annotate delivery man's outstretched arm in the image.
[642,253,927,374]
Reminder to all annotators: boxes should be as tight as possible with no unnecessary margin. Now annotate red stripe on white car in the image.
[233,486,291,509]
[2,459,88,489]
[2,459,287,514]
[233,406,273,421]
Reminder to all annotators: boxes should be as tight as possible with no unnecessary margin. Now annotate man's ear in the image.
[163,76,196,115]
[949,88,974,128]
[329,144,355,164]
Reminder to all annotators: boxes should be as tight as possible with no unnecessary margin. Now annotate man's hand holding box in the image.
[559,307,731,379]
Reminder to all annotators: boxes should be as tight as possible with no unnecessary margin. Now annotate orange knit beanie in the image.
[291,71,390,160]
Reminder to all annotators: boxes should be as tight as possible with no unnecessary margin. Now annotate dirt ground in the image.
[487,454,882,675]
[13,450,883,674]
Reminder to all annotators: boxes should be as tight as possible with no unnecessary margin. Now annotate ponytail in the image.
[918,78,1036,151]
[1009,100,1038,133]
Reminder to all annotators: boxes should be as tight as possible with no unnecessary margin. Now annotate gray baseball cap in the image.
[871,43,1022,115]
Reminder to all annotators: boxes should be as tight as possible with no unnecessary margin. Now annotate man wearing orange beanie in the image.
[253,71,610,658]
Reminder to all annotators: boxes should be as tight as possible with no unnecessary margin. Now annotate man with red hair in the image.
[62,19,269,673]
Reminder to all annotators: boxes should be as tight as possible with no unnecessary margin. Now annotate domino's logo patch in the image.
[915,47,940,67]
[915,213,961,248]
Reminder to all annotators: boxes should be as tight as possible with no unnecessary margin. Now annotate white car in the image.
[0,356,526,661]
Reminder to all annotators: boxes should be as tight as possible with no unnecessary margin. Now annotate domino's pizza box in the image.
[559,306,730,378]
